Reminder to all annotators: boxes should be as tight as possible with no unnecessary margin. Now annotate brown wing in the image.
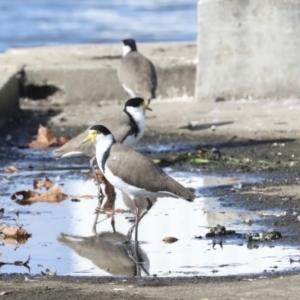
[53,111,132,158]
[107,144,195,201]
[118,52,157,100]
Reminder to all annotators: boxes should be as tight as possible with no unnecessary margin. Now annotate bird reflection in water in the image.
[58,231,149,276]
[92,179,157,246]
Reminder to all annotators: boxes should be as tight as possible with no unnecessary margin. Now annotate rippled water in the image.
[0,0,198,53]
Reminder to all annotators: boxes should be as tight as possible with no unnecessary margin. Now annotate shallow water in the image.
[1,153,299,277]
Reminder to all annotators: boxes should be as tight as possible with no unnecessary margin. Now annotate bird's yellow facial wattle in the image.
[83,130,97,143]
[142,101,152,113]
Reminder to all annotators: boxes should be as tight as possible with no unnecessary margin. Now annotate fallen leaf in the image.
[11,190,40,201]
[163,237,178,244]
[28,125,70,148]
[0,236,24,246]
[33,177,55,190]
[4,166,19,173]
[0,224,31,239]
[11,185,69,205]
[28,125,57,148]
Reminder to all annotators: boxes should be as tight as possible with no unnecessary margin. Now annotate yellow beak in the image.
[83,130,97,144]
[143,101,152,112]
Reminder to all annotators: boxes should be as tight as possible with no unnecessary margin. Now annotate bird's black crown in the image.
[122,39,137,51]
[125,97,144,108]
[90,125,112,136]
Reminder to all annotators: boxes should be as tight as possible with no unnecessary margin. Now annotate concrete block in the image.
[0,65,19,126]
[196,0,300,100]
[0,43,197,104]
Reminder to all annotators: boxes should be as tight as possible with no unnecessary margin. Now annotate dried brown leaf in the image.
[33,177,55,190]
[28,125,58,148]
[163,237,178,244]
[0,236,17,246]
[4,166,19,173]
[11,190,40,201]
[34,125,56,144]
[0,224,30,239]
[28,125,69,148]
[11,185,68,205]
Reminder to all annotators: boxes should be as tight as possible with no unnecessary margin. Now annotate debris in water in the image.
[205,224,236,238]
[4,166,19,173]
[259,211,286,217]
[0,255,31,272]
[290,258,300,264]
[163,237,178,244]
[0,224,31,240]
[41,268,57,276]
[245,218,252,225]
[33,177,55,190]
[153,149,290,170]
[247,230,282,241]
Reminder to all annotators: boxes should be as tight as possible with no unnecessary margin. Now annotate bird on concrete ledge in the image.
[83,125,195,246]
[118,38,157,105]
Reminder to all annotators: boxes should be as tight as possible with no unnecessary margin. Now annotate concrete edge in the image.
[0,65,20,127]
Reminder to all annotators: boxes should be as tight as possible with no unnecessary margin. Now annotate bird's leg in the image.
[124,243,150,276]
[124,198,153,244]
[102,179,116,233]
[136,198,153,225]
[133,199,139,248]
[92,211,100,236]
[89,156,104,205]
[92,176,116,235]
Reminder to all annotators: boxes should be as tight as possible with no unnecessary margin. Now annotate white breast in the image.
[122,106,146,147]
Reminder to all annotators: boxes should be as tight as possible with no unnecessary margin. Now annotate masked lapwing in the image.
[118,39,157,105]
[53,97,151,218]
[83,125,195,245]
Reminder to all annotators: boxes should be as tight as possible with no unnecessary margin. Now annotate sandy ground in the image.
[1,96,300,299]
[0,274,300,299]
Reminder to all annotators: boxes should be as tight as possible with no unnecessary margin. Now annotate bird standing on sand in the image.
[118,39,157,104]
[53,97,151,213]
[83,125,195,245]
